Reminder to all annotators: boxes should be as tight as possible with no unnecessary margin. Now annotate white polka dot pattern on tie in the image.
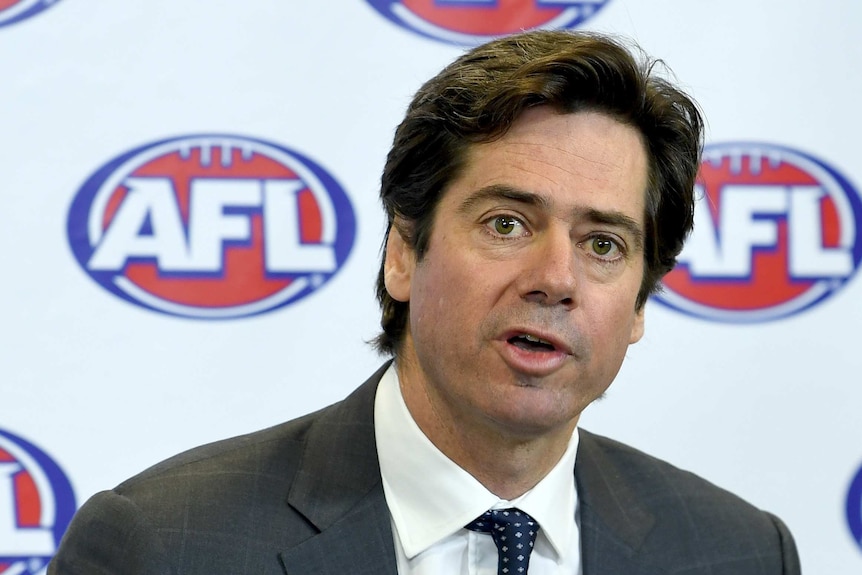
[465,508,540,575]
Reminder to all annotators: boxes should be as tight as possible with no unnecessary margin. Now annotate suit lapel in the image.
[277,371,665,575]
[576,430,661,575]
[279,363,398,575]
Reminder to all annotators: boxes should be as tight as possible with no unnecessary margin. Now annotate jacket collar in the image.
[278,365,660,575]
[279,362,398,575]
[576,429,660,575]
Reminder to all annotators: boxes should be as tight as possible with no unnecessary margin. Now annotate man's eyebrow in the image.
[457,184,644,250]
[581,208,645,252]
[457,184,550,214]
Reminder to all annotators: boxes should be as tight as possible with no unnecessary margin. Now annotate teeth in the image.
[523,334,550,345]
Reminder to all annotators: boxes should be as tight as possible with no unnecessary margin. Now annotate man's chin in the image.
[482,396,584,443]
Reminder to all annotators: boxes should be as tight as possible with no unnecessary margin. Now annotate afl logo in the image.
[655,143,862,322]
[0,428,76,575]
[365,0,612,45]
[848,463,862,554]
[67,135,356,319]
[0,0,62,29]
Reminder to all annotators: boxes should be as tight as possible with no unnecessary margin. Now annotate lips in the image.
[502,329,572,355]
[508,333,557,352]
[495,328,573,376]
[496,327,574,377]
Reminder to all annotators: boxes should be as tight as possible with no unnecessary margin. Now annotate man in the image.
[50,30,801,574]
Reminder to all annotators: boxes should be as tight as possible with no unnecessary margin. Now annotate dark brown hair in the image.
[374,30,704,355]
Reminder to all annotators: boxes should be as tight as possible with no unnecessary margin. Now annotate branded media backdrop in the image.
[1,1,860,573]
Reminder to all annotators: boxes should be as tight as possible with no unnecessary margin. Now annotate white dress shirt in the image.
[374,364,583,575]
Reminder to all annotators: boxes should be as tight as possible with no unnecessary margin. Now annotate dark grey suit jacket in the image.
[50,364,801,574]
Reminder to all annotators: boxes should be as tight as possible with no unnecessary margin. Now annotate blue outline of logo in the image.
[0,0,62,29]
[653,142,862,323]
[848,463,862,552]
[365,0,612,46]
[66,134,357,320]
[0,428,76,574]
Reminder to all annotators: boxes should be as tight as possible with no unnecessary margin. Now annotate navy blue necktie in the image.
[465,508,540,574]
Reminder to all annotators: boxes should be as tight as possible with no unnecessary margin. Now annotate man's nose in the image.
[520,231,578,308]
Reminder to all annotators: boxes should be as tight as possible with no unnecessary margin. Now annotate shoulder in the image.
[577,428,780,522]
[49,415,328,575]
[50,365,389,574]
[116,361,387,501]
[576,429,800,573]
[577,430,765,512]
[118,408,320,495]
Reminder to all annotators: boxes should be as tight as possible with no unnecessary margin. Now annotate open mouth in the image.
[507,333,556,352]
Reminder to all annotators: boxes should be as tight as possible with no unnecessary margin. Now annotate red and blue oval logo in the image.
[0,0,62,29]
[654,142,862,322]
[365,0,612,45]
[67,135,356,319]
[0,428,76,575]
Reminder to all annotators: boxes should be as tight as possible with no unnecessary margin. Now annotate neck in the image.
[450,429,575,500]
[396,360,577,500]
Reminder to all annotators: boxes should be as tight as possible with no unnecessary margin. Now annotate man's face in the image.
[385,107,648,444]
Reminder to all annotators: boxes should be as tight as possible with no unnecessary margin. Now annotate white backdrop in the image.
[2,1,861,573]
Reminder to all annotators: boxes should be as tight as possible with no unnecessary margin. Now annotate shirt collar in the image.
[374,364,580,560]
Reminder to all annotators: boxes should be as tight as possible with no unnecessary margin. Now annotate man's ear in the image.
[629,305,645,344]
[383,224,415,303]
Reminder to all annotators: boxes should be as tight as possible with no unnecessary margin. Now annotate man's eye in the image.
[493,216,520,235]
[590,237,619,257]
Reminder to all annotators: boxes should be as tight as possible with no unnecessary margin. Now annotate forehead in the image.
[450,108,649,221]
